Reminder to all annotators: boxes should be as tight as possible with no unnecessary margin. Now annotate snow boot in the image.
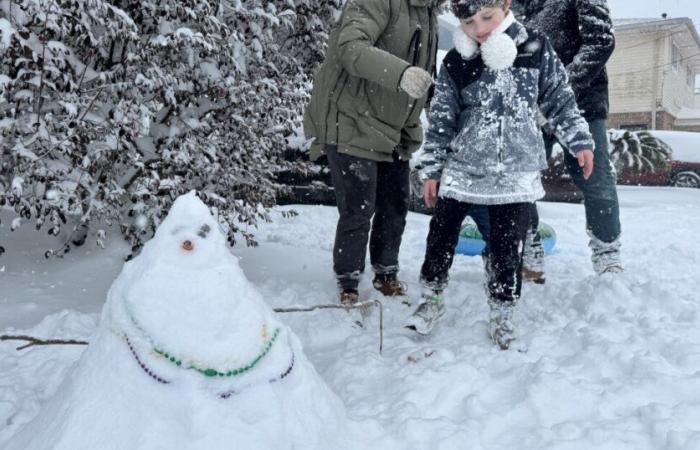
[339,289,359,306]
[488,299,516,350]
[522,228,545,284]
[589,234,623,275]
[405,292,445,335]
[372,274,408,297]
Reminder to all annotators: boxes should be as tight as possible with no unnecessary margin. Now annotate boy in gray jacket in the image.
[405,0,594,349]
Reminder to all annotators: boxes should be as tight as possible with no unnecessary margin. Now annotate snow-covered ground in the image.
[2,186,700,449]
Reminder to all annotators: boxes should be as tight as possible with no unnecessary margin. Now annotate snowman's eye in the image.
[198,224,211,238]
[182,240,194,251]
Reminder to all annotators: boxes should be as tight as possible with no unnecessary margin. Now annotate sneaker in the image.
[589,235,623,275]
[405,293,445,335]
[488,300,516,350]
[372,275,408,297]
[339,289,359,306]
[522,228,545,284]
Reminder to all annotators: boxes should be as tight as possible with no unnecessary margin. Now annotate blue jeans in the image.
[535,118,621,243]
[477,119,621,244]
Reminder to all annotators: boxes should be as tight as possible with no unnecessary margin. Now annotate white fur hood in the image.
[452,12,528,70]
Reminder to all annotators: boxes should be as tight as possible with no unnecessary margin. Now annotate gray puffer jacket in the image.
[419,20,593,188]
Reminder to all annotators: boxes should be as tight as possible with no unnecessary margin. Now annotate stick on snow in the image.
[1,300,385,354]
[273,299,384,354]
[0,335,89,351]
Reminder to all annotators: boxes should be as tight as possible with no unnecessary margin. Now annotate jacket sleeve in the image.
[568,0,615,92]
[418,66,461,181]
[538,38,594,155]
[336,0,411,91]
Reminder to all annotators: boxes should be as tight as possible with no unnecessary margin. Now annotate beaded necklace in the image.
[219,352,295,399]
[125,304,280,378]
[125,334,170,384]
[123,333,295,398]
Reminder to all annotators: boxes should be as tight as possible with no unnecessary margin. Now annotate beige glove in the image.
[399,66,433,99]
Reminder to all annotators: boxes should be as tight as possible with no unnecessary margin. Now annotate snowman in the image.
[7,192,350,450]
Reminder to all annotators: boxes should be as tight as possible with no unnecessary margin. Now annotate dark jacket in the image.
[511,0,615,121]
[420,21,593,183]
[303,0,438,162]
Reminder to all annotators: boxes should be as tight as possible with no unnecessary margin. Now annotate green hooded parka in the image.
[303,0,438,162]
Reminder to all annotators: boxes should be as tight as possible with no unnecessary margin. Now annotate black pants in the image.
[420,198,530,303]
[326,146,410,291]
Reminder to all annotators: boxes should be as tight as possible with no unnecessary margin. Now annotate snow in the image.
[2,186,700,449]
[0,18,15,52]
[2,192,353,449]
[649,130,700,163]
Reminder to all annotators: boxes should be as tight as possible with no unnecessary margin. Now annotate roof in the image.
[613,17,700,71]
[613,18,666,28]
[613,17,696,31]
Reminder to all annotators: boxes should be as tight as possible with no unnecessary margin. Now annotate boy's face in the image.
[459,1,511,44]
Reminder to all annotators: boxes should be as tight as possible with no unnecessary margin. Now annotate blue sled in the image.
[455,223,557,256]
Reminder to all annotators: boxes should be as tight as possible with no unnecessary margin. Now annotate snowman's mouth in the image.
[123,333,295,398]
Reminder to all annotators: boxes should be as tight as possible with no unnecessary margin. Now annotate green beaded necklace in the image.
[126,304,281,378]
[153,328,280,378]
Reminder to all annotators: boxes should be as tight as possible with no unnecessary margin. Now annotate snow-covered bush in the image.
[608,129,673,173]
[0,0,341,257]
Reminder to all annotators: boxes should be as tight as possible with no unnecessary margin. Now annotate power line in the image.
[616,28,687,51]
[611,49,700,77]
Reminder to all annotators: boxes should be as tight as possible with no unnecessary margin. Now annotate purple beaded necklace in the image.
[124,334,295,397]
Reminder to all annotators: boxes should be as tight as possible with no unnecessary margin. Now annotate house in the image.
[607,17,700,132]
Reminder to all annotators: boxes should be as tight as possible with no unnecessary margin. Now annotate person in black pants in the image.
[407,0,594,349]
[325,145,412,304]
[304,0,440,305]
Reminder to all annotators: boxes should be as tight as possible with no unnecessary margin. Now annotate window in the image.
[687,67,694,88]
[672,43,681,72]
[621,124,649,131]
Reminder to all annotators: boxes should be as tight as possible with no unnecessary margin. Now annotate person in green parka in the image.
[304,0,443,305]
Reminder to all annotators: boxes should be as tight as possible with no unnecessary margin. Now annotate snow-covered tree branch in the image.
[0,0,341,256]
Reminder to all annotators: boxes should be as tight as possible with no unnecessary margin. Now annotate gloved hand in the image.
[399,66,433,99]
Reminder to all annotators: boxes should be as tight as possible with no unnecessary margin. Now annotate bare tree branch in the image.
[1,335,89,351]
[0,300,385,354]
[274,300,384,354]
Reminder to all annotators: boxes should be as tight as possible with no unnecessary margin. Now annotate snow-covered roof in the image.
[613,18,665,28]
[648,130,700,163]
[613,17,700,71]
[613,17,695,31]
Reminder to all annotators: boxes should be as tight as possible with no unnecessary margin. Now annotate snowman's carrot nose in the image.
[182,240,194,251]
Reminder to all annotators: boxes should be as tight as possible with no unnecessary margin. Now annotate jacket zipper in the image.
[326,71,348,145]
[498,111,505,171]
[404,8,432,125]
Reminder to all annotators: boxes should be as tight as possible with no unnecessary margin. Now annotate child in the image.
[405,0,594,349]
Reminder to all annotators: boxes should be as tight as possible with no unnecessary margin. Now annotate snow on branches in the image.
[608,129,673,173]
[0,0,341,257]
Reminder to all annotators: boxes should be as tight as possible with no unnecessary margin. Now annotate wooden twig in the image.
[1,335,88,351]
[1,301,385,354]
[274,300,384,354]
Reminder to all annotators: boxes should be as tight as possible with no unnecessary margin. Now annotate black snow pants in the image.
[326,145,410,291]
[420,197,530,303]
